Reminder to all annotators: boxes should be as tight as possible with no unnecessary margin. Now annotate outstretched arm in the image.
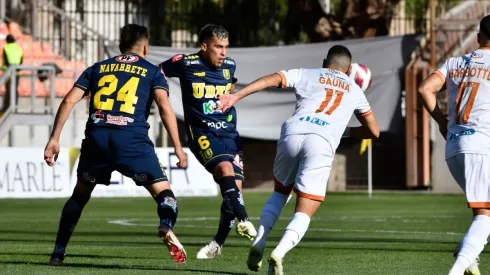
[218,73,283,112]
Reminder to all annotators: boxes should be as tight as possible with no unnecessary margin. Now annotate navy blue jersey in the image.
[160,52,238,137]
[75,53,169,135]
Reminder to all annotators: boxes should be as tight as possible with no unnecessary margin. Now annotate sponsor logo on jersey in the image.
[224,59,235,65]
[106,114,135,126]
[193,71,206,77]
[203,100,222,114]
[299,116,329,126]
[223,69,230,80]
[226,114,233,122]
[203,120,228,130]
[91,110,105,123]
[448,128,475,141]
[116,55,139,63]
[186,60,200,66]
[471,52,484,59]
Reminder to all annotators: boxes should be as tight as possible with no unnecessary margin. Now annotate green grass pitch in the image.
[0,192,486,274]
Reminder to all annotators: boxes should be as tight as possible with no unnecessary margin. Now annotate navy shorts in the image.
[77,128,168,186]
[187,126,244,180]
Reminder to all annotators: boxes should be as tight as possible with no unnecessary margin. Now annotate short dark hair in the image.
[480,15,490,39]
[198,24,229,44]
[324,45,352,69]
[119,24,149,53]
[6,34,15,43]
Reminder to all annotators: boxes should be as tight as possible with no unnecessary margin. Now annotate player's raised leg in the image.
[145,180,187,264]
[48,181,94,266]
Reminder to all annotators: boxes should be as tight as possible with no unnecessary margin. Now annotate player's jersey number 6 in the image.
[93,74,140,114]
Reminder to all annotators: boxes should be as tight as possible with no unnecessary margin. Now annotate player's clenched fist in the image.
[175,148,188,168]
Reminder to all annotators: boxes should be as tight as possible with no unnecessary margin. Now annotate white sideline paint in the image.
[106,217,464,236]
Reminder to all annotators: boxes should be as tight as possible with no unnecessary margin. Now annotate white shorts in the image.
[273,134,333,202]
[446,153,490,208]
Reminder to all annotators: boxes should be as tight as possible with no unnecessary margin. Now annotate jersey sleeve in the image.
[74,66,93,95]
[434,59,449,82]
[160,54,185,78]
[277,69,302,88]
[152,67,170,94]
[354,91,373,118]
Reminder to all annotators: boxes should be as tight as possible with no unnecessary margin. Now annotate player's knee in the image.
[212,161,235,178]
[145,180,171,198]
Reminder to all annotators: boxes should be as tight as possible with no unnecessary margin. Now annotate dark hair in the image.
[6,34,15,43]
[325,45,352,63]
[198,24,229,44]
[480,15,490,39]
[119,24,149,53]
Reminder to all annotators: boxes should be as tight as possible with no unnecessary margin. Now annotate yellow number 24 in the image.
[93,74,140,114]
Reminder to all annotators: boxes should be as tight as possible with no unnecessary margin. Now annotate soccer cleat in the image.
[247,245,264,272]
[196,240,222,259]
[48,257,64,267]
[268,250,283,275]
[157,224,187,264]
[236,220,257,241]
[464,257,481,275]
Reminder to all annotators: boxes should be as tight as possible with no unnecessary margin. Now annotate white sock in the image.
[448,256,471,275]
[452,215,490,271]
[252,192,289,249]
[273,212,311,258]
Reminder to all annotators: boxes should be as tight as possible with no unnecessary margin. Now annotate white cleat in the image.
[247,245,264,272]
[236,220,257,241]
[464,257,481,275]
[268,250,283,275]
[196,240,222,259]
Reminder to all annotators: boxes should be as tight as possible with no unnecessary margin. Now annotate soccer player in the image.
[217,45,380,274]
[160,24,256,259]
[44,24,188,265]
[418,15,490,275]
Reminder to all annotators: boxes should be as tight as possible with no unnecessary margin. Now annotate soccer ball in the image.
[347,63,372,92]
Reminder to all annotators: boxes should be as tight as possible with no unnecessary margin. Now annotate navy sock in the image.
[214,201,236,246]
[154,189,178,229]
[217,176,248,222]
[52,192,90,259]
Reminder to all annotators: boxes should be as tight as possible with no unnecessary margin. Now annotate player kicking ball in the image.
[418,15,490,275]
[160,24,256,259]
[217,45,379,274]
[44,24,187,265]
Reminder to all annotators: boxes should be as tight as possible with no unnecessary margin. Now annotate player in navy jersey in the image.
[160,24,256,259]
[44,24,187,266]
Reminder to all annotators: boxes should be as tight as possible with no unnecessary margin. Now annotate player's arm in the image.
[345,90,380,139]
[44,67,91,166]
[346,113,380,139]
[418,70,448,138]
[159,54,185,78]
[218,71,288,112]
[152,68,187,167]
[154,89,187,168]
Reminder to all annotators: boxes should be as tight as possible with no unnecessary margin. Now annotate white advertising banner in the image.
[0,147,218,199]
[0,148,72,198]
